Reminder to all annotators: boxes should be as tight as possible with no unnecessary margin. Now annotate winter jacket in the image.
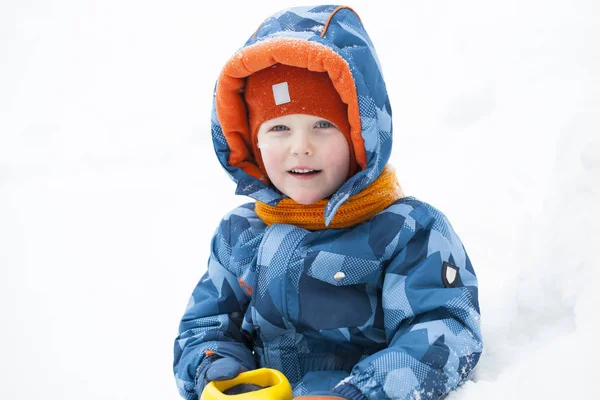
[174,5,482,400]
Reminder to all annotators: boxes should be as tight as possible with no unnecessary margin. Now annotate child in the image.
[174,5,482,400]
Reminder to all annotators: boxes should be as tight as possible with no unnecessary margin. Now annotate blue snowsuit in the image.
[174,5,482,400]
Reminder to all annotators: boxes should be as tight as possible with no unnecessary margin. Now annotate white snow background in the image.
[1,1,599,399]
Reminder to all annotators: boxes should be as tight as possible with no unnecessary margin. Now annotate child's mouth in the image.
[288,169,322,178]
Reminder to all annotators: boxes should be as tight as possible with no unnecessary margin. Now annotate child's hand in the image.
[295,394,347,399]
[205,357,248,382]
[195,357,249,395]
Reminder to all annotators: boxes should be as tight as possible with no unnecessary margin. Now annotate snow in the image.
[1,0,599,399]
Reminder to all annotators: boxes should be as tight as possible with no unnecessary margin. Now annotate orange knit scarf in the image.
[255,165,404,230]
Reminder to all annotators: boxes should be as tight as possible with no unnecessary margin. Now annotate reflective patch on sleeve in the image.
[442,261,460,288]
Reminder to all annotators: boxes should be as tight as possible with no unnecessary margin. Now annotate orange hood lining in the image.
[215,38,366,184]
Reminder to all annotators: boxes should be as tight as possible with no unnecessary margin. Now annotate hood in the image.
[211,5,393,225]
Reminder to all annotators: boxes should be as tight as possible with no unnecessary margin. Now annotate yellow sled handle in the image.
[201,368,293,400]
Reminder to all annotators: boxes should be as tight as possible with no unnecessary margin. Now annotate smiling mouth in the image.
[288,169,322,175]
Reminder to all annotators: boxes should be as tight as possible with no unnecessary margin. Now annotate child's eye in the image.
[270,125,289,132]
[315,121,335,129]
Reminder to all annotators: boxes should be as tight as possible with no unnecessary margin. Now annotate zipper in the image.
[255,224,308,366]
[255,224,274,366]
[281,229,309,326]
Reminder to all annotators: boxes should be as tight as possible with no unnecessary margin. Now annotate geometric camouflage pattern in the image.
[174,5,482,400]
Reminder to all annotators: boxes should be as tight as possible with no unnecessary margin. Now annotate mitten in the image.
[333,383,368,400]
[195,357,245,395]
[195,357,261,396]
[205,357,247,382]
[295,391,347,399]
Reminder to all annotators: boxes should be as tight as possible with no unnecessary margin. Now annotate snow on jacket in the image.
[174,5,482,400]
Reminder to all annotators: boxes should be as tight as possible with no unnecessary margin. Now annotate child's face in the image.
[257,114,350,205]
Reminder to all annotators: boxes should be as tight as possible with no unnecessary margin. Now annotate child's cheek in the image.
[259,146,283,172]
[322,144,349,168]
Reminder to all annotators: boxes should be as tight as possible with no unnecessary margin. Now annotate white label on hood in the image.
[272,82,291,105]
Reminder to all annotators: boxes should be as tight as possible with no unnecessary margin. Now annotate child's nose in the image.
[290,131,313,156]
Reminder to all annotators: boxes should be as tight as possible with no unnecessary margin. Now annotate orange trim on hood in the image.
[215,38,365,184]
[321,6,360,38]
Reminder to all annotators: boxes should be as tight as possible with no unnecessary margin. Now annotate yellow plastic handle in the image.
[201,368,293,400]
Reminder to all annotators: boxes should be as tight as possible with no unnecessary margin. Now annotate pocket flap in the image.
[305,251,382,286]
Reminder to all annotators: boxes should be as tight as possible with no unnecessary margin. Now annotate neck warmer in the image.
[255,165,404,230]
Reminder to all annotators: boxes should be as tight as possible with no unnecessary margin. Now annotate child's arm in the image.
[334,202,483,400]
[173,217,256,399]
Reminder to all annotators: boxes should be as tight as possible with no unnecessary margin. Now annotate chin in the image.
[289,193,325,205]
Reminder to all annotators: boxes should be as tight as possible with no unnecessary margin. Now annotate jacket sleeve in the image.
[334,203,483,400]
[173,219,256,400]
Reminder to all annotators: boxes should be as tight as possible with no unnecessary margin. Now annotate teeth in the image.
[291,169,315,174]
